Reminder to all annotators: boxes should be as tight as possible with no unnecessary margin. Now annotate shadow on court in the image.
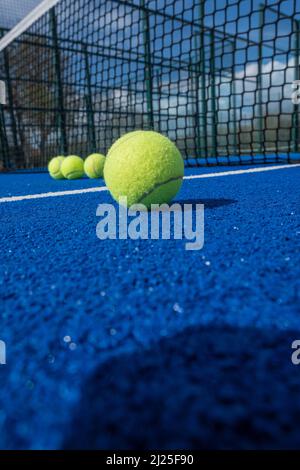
[64,325,300,450]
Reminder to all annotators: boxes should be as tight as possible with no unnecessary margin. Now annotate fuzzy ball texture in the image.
[84,153,106,179]
[61,156,84,180]
[48,156,65,180]
[104,131,184,208]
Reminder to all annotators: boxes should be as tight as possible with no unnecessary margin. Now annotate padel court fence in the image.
[0,0,300,169]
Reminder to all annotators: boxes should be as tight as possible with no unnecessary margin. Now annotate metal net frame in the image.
[0,0,300,169]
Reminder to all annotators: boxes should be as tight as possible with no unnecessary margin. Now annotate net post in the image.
[141,0,154,130]
[127,77,134,130]
[293,20,300,155]
[0,56,9,168]
[0,104,10,169]
[155,69,161,133]
[193,0,208,163]
[193,27,201,163]
[3,48,20,168]
[258,4,265,156]
[50,8,68,156]
[83,44,96,154]
[199,0,207,161]
[231,39,238,159]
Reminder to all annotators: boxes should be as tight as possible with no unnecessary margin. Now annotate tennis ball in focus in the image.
[84,153,106,179]
[61,155,84,180]
[48,156,65,180]
[104,131,184,208]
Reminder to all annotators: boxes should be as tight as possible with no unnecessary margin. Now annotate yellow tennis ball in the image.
[48,156,65,180]
[84,153,106,179]
[61,155,84,180]
[104,131,184,208]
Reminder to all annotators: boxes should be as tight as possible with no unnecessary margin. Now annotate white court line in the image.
[0,186,107,203]
[0,163,299,204]
[184,163,300,179]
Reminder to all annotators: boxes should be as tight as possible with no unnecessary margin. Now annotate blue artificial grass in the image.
[0,165,299,449]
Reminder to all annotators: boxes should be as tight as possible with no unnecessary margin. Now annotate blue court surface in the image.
[0,163,300,450]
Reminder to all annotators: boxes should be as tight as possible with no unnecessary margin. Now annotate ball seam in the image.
[65,170,82,178]
[92,157,100,178]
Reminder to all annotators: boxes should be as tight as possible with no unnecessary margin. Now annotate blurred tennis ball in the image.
[48,156,65,180]
[61,155,84,180]
[84,153,106,179]
[104,130,184,208]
